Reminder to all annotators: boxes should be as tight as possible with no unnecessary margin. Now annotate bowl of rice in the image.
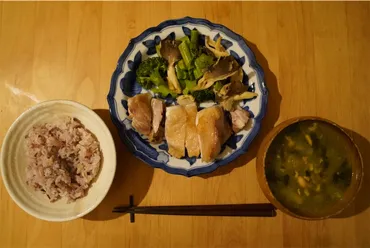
[0,100,116,221]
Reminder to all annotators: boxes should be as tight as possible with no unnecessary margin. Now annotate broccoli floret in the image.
[136,57,168,89]
[191,89,215,102]
[152,85,178,98]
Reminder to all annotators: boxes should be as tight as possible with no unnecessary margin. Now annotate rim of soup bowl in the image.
[256,116,364,220]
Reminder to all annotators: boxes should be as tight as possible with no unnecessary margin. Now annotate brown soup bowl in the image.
[256,116,363,220]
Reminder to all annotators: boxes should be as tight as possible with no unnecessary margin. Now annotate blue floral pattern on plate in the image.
[107,17,268,177]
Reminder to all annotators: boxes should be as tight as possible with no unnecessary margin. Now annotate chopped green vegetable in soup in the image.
[265,120,353,217]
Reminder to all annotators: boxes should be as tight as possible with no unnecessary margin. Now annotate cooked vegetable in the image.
[230,68,243,83]
[179,35,191,44]
[191,89,215,102]
[218,80,248,99]
[205,36,229,58]
[136,57,168,89]
[135,31,255,106]
[213,81,224,92]
[175,66,188,80]
[233,91,258,101]
[178,41,194,68]
[151,85,178,98]
[160,38,182,63]
[194,54,215,71]
[177,60,186,70]
[190,29,199,44]
[193,67,203,80]
[193,56,240,91]
[156,44,161,57]
[183,80,197,95]
[189,29,200,58]
[160,38,182,93]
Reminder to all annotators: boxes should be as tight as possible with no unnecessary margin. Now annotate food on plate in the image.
[160,38,183,94]
[165,105,187,158]
[265,120,353,216]
[229,106,250,133]
[184,103,200,157]
[126,29,260,162]
[177,95,195,106]
[149,98,165,143]
[128,93,153,136]
[192,56,240,91]
[205,36,229,57]
[135,29,258,105]
[196,106,232,162]
[136,57,168,91]
[25,117,101,202]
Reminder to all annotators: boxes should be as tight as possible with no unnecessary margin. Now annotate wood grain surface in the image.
[1,2,370,248]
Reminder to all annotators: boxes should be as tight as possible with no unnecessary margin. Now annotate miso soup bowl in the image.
[256,116,363,220]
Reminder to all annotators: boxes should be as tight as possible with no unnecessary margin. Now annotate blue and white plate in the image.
[107,17,268,177]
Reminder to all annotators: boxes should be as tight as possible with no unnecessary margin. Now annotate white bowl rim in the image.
[0,99,117,221]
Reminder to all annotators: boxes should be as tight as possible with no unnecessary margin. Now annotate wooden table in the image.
[1,2,370,247]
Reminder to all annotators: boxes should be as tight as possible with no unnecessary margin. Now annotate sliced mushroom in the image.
[233,91,258,101]
[192,56,240,91]
[230,68,243,83]
[160,38,182,64]
[220,91,258,111]
[160,38,182,94]
[217,68,247,98]
[167,65,182,94]
[205,36,229,58]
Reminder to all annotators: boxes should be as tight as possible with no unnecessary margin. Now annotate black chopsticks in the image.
[113,196,277,222]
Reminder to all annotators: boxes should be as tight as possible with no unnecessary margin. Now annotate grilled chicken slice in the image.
[165,105,187,158]
[149,98,165,143]
[184,103,200,157]
[196,106,232,162]
[230,106,250,133]
[127,93,152,136]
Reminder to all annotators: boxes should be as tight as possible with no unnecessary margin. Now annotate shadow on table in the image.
[83,109,154,221]
[333,130,370,218]
[200,40,281,179]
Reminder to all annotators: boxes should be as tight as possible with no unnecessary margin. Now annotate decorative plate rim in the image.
[107,16,268,177]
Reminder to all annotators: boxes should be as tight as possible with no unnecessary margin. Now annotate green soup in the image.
[265,120,353,217]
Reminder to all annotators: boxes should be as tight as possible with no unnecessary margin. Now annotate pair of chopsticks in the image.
[113,196,277,223]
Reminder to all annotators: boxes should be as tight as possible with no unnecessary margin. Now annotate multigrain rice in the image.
[25,117,101,202]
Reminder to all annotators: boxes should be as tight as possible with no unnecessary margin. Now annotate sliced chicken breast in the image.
[196,106,232,162]
[165,105,187,158]
[184,103,200,157]
[230,106,250,133]
[127,93,152,136]
[149,98,165,143]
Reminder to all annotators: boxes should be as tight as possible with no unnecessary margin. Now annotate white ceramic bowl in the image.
[0,100,116,221]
